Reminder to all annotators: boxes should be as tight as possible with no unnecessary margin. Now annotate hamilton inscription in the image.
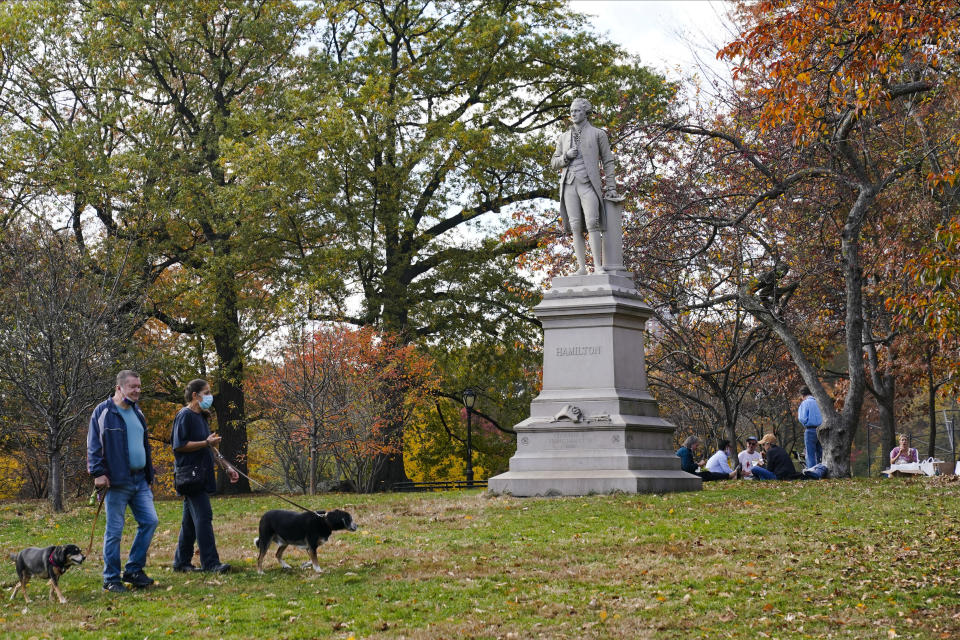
[555,345,602,357]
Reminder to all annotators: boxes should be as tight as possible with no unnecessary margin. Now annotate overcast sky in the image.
[568,0,735,81]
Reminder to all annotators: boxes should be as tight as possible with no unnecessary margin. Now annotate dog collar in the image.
[48,550,64,570]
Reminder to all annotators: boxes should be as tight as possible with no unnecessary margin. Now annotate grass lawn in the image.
[2,478,959,639]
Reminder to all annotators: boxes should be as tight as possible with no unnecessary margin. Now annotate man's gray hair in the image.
[682,435,700,448]
[570,96,592,114]
[116,370,140,387]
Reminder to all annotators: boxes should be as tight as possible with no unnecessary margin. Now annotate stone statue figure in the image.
[551,97,619,275]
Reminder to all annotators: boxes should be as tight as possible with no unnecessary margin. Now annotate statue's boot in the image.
[588,231,604,272]
[572,231,588,275]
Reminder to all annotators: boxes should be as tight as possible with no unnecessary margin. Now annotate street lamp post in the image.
[462,388,476,488]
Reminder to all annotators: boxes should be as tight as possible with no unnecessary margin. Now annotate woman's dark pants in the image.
[173,492,221,570]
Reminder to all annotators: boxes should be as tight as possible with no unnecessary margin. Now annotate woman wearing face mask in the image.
[171,379,238,573]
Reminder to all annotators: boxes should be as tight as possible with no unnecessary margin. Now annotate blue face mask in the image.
[199,394,214,410]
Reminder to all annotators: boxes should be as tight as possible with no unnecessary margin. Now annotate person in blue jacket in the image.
[87,370,159,593]
[797,386,823,467]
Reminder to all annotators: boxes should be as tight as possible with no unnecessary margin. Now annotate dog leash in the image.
[211,449,325,517]
[87,488,105,557]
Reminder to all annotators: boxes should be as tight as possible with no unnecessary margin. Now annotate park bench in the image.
[392,480,488,492]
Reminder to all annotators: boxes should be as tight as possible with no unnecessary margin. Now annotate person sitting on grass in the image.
[741,434,777,481]
[738,435,763,477]
[676,435,732,481]
[704,439,740,480]
[757,434,803,480]
[889,434,919,465]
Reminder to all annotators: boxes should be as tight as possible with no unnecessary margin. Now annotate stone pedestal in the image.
[488,268,701,496]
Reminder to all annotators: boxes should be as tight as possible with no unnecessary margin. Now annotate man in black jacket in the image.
[757,434,804,480]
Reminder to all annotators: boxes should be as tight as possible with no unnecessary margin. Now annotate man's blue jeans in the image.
[750,466,777,480]
[103,474,158,584]
[804,427,822,467]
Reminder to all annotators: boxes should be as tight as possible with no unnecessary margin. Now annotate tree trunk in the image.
[864,312,896,456]
[371,451,407,491]
[820,204,870,478]
[211,275,250,494]
[820,414,855,476]
[309,427,318,496]
[724,399,737,451]
[48,444,63,513]
[875,379,896,457]
[213,374,249,494]
[371,390,410,491]
[928,363,938,460]
[368,299,412,491]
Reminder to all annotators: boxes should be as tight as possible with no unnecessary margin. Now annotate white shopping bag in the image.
[919,457,943,476]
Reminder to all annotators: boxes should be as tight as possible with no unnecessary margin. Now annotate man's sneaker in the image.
[103,582,129,593]
[122,570,155,587]
[202,563,231,574]
[173,564,201,573]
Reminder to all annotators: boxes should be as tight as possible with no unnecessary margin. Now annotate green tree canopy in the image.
[0,0,675,489]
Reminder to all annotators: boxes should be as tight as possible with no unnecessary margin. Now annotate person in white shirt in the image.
[738,436,764,477]
[705,439,739,479]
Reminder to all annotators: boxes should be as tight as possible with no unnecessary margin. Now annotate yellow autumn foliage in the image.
[0,454,25,498]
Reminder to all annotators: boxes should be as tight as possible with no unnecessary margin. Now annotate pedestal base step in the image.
[487,469,701,497]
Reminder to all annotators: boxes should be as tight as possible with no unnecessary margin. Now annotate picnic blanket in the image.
[882,457,944,478]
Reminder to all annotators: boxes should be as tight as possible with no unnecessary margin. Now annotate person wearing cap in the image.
[757,434,803,480]
[738,436,761,474]
[738,435,774,479]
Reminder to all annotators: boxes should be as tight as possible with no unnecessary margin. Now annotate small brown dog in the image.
[10,544,85,603]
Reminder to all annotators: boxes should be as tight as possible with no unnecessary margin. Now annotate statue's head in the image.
[570,96,592,115]
[569,97,592,126]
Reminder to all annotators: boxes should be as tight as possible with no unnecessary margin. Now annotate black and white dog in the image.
[10,544,85,603]
[254,509,357,574]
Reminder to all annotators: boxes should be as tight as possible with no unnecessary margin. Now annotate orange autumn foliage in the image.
[249,326,439,493]
[721,0,960,147]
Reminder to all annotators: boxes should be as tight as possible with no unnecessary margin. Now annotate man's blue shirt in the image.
[798,395,822,428]
[117,404,146,471]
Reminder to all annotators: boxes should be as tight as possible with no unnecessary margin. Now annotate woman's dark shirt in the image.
[172,407,217,494]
